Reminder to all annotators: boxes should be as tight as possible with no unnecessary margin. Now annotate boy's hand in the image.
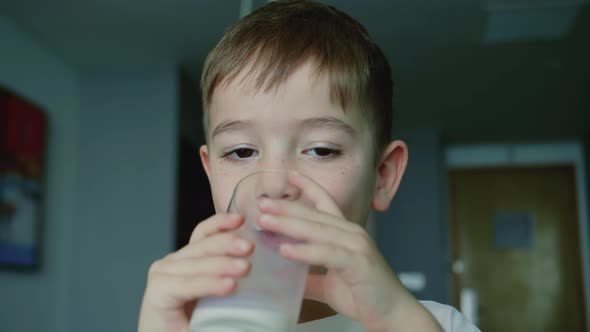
[257,171,442,332]
[138,214,253,332]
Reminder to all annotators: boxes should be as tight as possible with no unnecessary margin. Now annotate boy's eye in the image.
[223,148,259,160]
[304,147,341,158]
[235,148,256,158]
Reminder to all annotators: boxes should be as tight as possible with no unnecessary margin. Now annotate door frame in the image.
[445,142,590,330]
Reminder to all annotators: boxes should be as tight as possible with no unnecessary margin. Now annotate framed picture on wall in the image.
[0,86,46,270]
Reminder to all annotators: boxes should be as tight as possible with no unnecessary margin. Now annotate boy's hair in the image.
[201,0,393,158]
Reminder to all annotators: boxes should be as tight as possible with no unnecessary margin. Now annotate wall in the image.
[586,137,590,247]
[375,128,450,304]
[1,18,182,332]
[0,17,79,331]
[67,65,178,332]
[175,70,216,248]
[179,70,204,148]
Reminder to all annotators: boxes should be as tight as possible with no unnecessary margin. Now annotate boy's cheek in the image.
[209,175,241,213]
[311,167,373,223]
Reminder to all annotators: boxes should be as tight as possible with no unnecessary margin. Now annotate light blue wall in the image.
[0,18,179,332]
[0,16,79,332]
[376,129,450,304]
[67,66,178,332]
[586,138,590,280]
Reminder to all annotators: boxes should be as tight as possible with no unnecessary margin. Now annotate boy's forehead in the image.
[205,61,375,157]
[214,61,329,102]
[208,62,364,125]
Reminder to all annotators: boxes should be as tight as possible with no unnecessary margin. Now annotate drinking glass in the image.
[190,171,311,332]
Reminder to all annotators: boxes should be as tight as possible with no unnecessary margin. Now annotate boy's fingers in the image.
[279,242,355,270]
[145,274,236,308]
[288,171,343,217]
[189,214,244,243]
[259,199,361,233]
[150,256,250,277]
[258,214,365,252]
[169,233,253,260]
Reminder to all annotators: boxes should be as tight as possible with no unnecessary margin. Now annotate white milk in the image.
[189,306,293,332]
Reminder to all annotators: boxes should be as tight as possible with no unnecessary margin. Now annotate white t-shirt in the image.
[296,301,480,332]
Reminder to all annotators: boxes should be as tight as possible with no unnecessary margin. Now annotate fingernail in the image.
[233,259,248,270]
[259,214,276,226]
[235,240,251,251]
[222,278,235,288]
[280,243,294,255]
[228,213,241,221]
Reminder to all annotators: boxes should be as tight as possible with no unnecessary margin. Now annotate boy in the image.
[138,1,480,331]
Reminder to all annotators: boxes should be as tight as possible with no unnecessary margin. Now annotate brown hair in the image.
[201,0,393,157]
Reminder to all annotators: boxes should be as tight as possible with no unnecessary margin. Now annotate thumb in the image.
[304,274,326,303]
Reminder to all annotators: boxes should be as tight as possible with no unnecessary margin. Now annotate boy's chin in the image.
[309,265,327,275]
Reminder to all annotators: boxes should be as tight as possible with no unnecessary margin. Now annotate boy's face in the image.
[200,62,404,225]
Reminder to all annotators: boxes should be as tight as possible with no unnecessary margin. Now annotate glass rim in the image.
[227,170,292,214]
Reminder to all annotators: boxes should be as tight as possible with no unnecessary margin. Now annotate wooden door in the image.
[449,166,586,332]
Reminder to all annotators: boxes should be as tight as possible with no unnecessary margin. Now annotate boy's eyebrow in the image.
[301,117,356,136]
[211,120,254,139]
[211,117,355,138]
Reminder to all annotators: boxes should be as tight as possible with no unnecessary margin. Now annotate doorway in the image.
[449,166,586,331]
[446,142,590,332]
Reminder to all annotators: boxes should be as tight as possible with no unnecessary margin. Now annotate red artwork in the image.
[0,86,46,269]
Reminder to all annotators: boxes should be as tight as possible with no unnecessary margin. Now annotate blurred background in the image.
[0,0,588,331]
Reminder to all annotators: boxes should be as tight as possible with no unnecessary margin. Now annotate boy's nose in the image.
[255,171,301,201]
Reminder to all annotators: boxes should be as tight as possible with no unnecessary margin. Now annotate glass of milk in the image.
[189,170,311,332]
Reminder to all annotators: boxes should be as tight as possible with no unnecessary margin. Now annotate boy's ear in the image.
[199,144,211,180]
[371,140,408,212]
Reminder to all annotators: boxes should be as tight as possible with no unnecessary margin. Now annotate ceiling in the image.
[1,0,588,141]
